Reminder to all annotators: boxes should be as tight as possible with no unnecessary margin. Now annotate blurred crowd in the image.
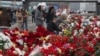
[0,7,28,30]
[31,4,100,35]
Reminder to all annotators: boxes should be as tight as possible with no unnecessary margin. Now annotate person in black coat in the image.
[46,6,56,23]
[47,18,61,34]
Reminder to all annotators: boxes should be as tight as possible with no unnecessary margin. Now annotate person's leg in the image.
[18,22,22,30]
[10,17,14,25]
[24,18,28,30]
[32,16,36,23]
[14,18,17,23]
[32,16,33,23]
[22,23,24,30]
[33,16,35,22]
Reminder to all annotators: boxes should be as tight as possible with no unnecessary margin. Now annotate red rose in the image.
[84,45,95,53]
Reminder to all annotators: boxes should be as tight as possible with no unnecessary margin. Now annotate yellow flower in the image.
[63,29,71,36]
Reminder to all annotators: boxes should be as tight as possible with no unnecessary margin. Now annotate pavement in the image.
[9,16,47,32]
[9,16,37,32]
[0,15,47,32]
[2,14,99,32]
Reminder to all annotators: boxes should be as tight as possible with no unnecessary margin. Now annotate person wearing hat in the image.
[35,5,45,26]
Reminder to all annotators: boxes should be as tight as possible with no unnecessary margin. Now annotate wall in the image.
[85,3,96,11]
[69,3,80,11]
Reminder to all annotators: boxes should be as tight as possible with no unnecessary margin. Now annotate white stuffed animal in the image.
[0,32,13,49]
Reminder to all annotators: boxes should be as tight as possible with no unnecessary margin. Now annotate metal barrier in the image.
[0,26,10,32]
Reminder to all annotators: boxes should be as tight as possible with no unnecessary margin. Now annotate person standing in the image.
[16,9,23,30]
[9,9,16,25]
[12,9,17,24]
[46,6,56,23]
[22,9,28,30]
[32,10,35,23]
[35,5,44,27]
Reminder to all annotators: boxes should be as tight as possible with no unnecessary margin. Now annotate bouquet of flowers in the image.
[62,29,72,36]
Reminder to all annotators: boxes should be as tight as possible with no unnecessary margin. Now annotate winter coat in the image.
[47,21,61,33]
[35,9,44,26]
[46,12,56,23]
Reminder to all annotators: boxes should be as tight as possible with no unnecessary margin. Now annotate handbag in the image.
[17,17,23,22]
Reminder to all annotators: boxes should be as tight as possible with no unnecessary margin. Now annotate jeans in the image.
[18,22,23,30]
[32,16,35,23]
[22,18,28,30]
[11,17,16,24]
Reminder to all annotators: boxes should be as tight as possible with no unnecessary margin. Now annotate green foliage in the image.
[63,29,72,36]
[95,49,100,56]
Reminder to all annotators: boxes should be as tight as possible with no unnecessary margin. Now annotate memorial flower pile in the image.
[0,15,100,56]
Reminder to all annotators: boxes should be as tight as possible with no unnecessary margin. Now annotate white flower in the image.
[79,28,84,33]
[62,9,67,15]
[16,39,23,45]
[15,48,25,56]
[42,40,52,49]
[0,54,3,56]
[96,21,100,27]
[29,45,42,56]
[71,23,75,27]
[73,30,78,36]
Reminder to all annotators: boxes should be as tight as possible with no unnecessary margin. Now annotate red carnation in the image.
[7,50,19,56]
[14,28,19,31]
[92,38,97,46]
[84,45,95,53]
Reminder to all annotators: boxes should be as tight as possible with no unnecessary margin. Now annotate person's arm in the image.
[32,11,34,15]
[23,10,28,18]
[35,10,44,21]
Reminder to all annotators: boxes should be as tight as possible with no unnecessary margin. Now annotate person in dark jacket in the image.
[32,10,35,23]
[47,18,61,34]
[46,6,56,23]
[22,9,28,30]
